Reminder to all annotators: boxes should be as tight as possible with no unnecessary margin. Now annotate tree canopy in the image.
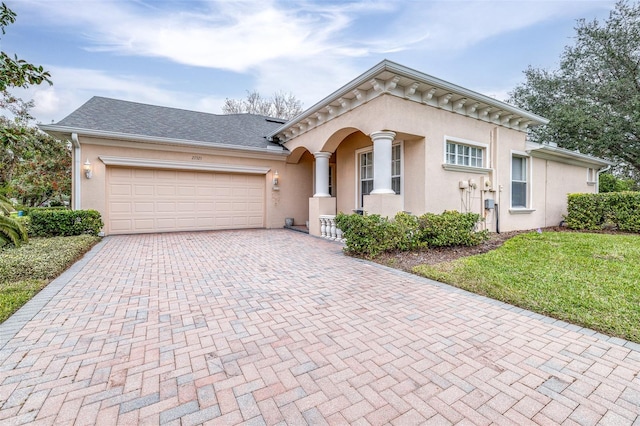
[222,90,303,120]
[509,0,640,178]
[0,2,68,208]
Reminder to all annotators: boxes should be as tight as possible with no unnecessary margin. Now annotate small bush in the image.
[419,211,488,247]
[565,192,640,232]
[336,210,487,257]
[28,209,103,237]
[335,213,394,257]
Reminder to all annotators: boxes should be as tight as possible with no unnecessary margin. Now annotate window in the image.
[357,144,402,208]
[446,141,484,168]
[587,167,596,185]
[328,164,335,196]
[392,144,401,194]
[511,156,527,208]
[359,151,374,207]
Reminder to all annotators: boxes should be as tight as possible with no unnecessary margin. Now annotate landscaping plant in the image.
[336,210,487,257]
[0,194,27,247]
[0,234,100,322]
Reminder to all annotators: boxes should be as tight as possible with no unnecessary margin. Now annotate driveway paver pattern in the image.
[1,229,639,425]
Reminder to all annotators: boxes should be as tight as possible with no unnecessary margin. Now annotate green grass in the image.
[413,231,640,343]
[0,235,100,323]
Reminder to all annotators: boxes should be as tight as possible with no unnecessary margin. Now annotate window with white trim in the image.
[359,151,374,207]
[511,155,528,208]
[587,167,596,185]
[392,144,401,194]
[328,164,335,196]
[357,144,402,208]
[446,141,484,168]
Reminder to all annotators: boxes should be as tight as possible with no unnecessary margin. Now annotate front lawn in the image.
[413,231,640,343]
[0,235,101,323]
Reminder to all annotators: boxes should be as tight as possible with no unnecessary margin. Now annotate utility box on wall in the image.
[484,199,495,210]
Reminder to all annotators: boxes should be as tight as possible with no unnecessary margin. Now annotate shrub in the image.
[28,209,103,237]
[418,211,488,247]
[336,213,394,257]
[0,234,100,283]
[0,195,28,248]
[565,192,640,232]
[599,173,639,193]
[336,210,487,257]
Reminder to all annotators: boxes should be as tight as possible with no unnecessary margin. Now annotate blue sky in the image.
[7,0,616,124]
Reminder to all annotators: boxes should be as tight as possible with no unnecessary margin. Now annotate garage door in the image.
[107,167,265,234]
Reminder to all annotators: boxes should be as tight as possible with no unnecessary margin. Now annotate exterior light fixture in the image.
[84,159,92,179]
[272,170,279,190]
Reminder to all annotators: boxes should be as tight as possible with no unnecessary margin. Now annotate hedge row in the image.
[335,211,487,257]
[565,192,640,232]
[27,209,104,237]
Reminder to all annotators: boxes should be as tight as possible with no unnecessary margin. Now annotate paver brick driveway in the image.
[1,229,639,425]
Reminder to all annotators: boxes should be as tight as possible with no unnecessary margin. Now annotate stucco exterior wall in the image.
[77,137,312,234]
[542,158,597,228]
[286,94,601,234]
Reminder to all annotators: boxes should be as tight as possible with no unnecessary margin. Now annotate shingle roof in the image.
[53,96,286,150]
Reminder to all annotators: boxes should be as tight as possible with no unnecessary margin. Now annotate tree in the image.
[222,90,303,120]
[0,3,51,91]
[509,1,640,178]
[3,119,71,207]
[0,2,54,245]
[598,172,639,192]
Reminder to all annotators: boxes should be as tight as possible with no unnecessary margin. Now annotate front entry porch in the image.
[306,130,404,238]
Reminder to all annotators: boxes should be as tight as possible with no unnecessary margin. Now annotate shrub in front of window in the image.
[418,210,488,247]
[336,210,487,257]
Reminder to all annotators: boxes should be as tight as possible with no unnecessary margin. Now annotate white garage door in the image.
[107,167,265,234]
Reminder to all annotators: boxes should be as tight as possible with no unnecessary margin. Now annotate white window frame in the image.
[328,163,336,196]
[587,167,597,186]
[442,136,491,174]
[355,142,404,209]
[510,150,535,213]
[392,144,402,195]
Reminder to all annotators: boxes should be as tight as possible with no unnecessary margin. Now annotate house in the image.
[40,60,613,237]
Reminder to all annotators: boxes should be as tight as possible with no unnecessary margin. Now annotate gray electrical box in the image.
[484,199,495,210]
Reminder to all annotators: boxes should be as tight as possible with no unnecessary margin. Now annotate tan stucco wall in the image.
[541,159,597,229]
[77,137,312,234]
[286,94,599,233]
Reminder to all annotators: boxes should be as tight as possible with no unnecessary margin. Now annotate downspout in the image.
[595,165,611,194]
[71,133,81,210]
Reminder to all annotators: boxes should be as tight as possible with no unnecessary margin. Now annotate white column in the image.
[370,130,396,194]
[314,152,331,197]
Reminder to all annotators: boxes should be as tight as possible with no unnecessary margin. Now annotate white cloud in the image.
[15,66,213,123]
[21,0,373,72]
[14,0,616,124]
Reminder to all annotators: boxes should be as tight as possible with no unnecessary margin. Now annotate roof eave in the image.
[526,143,615,168]
[39,124,289,156]
[269,59,549,141]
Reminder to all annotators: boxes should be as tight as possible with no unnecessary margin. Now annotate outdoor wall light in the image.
[272,170,279,186]
[84,159,93,179]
